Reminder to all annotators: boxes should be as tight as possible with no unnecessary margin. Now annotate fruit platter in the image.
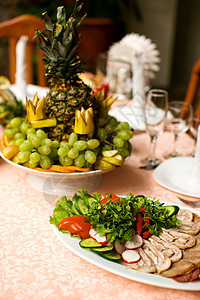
[0,2,133,195]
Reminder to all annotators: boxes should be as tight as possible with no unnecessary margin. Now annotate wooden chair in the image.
[184,57,200,116]
[0,14,46,86]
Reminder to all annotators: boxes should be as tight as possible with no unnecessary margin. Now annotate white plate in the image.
[53,199,200,291]
[153,157,200,198]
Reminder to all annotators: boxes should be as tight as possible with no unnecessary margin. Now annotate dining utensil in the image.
[164,101,193,158]
[141,89,168,168]
[177,196,200,207]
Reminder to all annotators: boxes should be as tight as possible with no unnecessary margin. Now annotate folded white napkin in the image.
[14,35,28,100]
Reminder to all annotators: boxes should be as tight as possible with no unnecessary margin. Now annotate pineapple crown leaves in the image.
[33,0,87,84]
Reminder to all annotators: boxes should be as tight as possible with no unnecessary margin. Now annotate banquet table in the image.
[0,128,200,300]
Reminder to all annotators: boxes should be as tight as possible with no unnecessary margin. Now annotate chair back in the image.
[0,14,46,86]
[184,57,200,116]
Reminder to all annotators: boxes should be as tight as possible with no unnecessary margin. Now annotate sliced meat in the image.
[177,209,193,222]
[149,235,182,263]
[173,267,200,282]
[159,229,196,249]
[172,221,200,236]
[142,240,171,273]
[128,248,156,273]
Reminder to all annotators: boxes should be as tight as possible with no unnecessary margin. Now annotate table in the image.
[0,130,199,300]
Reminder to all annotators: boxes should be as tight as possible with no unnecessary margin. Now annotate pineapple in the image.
[34,1,97,140]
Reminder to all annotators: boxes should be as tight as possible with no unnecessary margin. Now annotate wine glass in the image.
[141,89,168,168]
[164,101,193,157]
[188,116,200,156]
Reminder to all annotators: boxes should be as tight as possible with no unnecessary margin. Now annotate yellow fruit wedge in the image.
[101,154,125,166]
[102,150,118,157]
[94,159,116,171]
[2,145,19,160]
[30,118,57,128]
[12,153,20,164]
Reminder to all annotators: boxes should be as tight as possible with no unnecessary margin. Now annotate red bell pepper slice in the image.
[100,193,121,207]
[58,215,91,239]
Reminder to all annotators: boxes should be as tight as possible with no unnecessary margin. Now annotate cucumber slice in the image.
[99,250,121,261]
[72,204,80,215]
[77,198,89,215]
[65,200,75,216]
[72,194,82,214]
[87,197,97,208]
[164,205,179,216]
[92,245,113,253]
[79,238,103,248]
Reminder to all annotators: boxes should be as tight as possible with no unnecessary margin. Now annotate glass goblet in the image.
[188,116,200,156]
[165,101,193,158]
[141,89,168,169]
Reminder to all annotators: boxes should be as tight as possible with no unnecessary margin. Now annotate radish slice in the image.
[89,228,107,245]
[124,235,143,250]
[121,250,141,264]
[114,239,126,254]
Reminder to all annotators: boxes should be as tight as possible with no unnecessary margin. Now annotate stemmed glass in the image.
[164,101,193,157]
[141,89,168,169]
[188,116,200,156]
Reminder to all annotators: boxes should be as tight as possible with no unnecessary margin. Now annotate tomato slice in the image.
[100,193,121,207]
[58,215,91,239]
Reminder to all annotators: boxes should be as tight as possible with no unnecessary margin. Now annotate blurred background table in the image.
[0,130,199,300]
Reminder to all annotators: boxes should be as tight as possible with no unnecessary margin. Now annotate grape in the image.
[9,140,16,145]
[102,144,113,151]
[28,160,38,168]
[32,136,41,148]
[14,138,25,146]
[113,136,124,148]
[128,129,134,138]
[39,155,51,169]
[49,147,57,159]
[107,116,118,127]
[73,140,87,151]
[117,147,130,158]
[68,132,78,145]
[75,154,85,168]
[117,122,130,131]
[27,133,36,142]
[84,161,92,168]
[19,140,34,151]
[52,140,60,148]
[60,141,69,148]
[9,117,22,128]
[85,151,96,164]
[97,128,107,141]
[57,146,70,157]
[87,139,100,149]
[26,128,36,135]
[68,148,79,159]
[18,151,31,163]
[59,156,73,166]
[20,122,29,133]
[30,152,41,163]
[117,130,131,141]
[4,128,16,138]
[36,129,47,140]
[41,138,52,147]
[38,145,51,156]
[105,124,115,134]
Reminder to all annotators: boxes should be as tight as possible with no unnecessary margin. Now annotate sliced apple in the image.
[2,145,19,160]
[102,154,125,166]
[102,150,118,157]
[94,159,116,171]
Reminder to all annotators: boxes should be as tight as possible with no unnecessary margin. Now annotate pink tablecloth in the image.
[0,131,199,300]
